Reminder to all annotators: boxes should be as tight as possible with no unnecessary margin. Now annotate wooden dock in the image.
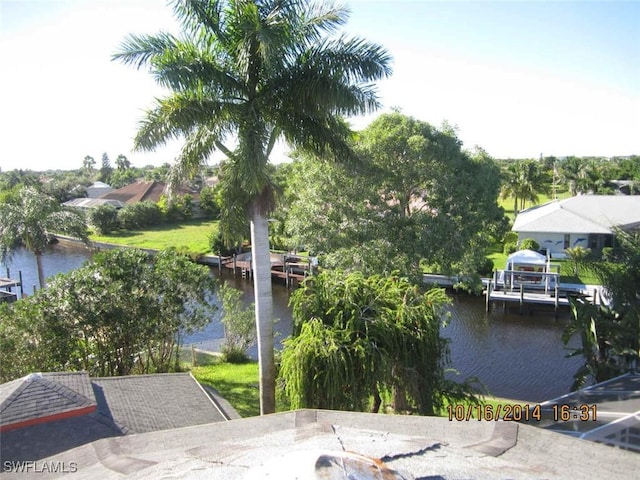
[219,252,314,287]
[484,269,597,314]
[485,283,570,313]
[0,269,23,303]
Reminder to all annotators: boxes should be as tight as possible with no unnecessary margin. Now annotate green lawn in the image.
[90,219,218,256]
[498,190,572,216]
[183,349,261,417]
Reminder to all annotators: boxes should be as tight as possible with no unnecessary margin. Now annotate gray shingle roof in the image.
[0,373,96,431]
[513,195,640,234]
[91,373,226,434]
[1,372,232,463]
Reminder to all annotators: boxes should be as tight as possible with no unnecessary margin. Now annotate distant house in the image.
[63,197,126,210]
[512,195,640,257]
[86,181,113,198]
[0,371,237,462]
[99,180,199,205]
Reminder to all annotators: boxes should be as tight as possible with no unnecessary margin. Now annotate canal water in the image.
[1,244,582,403]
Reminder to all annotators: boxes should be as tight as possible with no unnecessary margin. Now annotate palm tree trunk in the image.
[250,211,276,414]
[35,252,46,289]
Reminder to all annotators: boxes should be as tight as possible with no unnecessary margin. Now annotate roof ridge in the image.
[38,376,95,408]
[0,377,32,415]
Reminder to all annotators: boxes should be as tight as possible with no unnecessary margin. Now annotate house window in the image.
[564,234,570,250]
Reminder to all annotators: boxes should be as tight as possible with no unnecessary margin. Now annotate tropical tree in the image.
[113,0,391,414]
[115,154,131,171]
[0,186,88,289]
[499,159,549,215]
[563,229,640,389]
[564,245,591,277]
[82,155,96,176]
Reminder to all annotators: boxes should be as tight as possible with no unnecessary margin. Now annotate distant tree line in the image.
[498,155,640,215]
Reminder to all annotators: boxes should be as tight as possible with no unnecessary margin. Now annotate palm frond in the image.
[112,32,179,70]
[171,0,225,39]
[300,1,348,37]
[133,93,232,151]
[167,125,221,197]
[151,37,244,95]
[308,35,393,83]
[280,114,355,161]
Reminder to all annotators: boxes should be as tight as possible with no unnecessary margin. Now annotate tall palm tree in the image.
[500,160,548,215]
[113,0,391,414]
[0,186,88,289]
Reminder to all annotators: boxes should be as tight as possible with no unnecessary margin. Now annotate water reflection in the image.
[2,244,583,402]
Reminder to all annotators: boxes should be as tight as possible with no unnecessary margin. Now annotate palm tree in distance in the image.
[113,0,391,414]
[500,160,549,215]
[0,186,88,289]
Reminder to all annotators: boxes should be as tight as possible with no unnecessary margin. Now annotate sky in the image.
[0,0,638,172]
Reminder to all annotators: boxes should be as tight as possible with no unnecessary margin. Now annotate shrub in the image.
[218,283,256,364]
[503,242,517,255]
[199,186,221,219]
[89,205,120,234]
[503,231,518,244]
[601,247,614,261]
[117,201,163,230]
[477,257,494,276]
[519,238,540,251]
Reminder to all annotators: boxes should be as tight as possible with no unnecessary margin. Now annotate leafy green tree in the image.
[519,238,540,251]
[198,185,221,219]
[109,167,140,189]
[280,271,479,414]
[563,230,640,389]
[0,169,39,193]
[0,249,215,381]
[0,186,88,288]
[113,0,390,414]
[285,113,504,282]
[218,282,256,363]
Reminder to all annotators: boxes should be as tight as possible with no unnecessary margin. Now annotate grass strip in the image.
[90,219,218,256]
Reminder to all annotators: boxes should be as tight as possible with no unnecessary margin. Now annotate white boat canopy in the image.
[505,249,547,270]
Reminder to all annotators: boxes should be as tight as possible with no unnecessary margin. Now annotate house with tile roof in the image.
[99,181,199,205]
[0,371,237,463]
[512,195,640,257]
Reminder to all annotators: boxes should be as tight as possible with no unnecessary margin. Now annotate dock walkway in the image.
[0,270,23,303]
[484,269,603,314]
[213,252,315,288]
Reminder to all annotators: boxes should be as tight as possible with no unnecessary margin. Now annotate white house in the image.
[86,181,113,198]
[512,195,640,257]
